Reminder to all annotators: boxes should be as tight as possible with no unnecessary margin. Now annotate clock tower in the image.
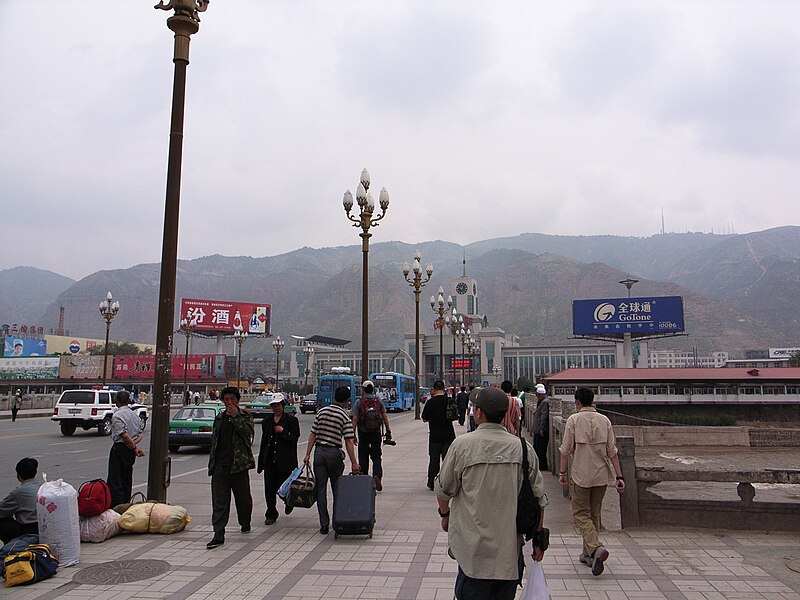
[452,254,483,332]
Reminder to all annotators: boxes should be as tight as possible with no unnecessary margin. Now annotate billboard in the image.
[769,347,800,359]
[180,298,271,335]
[59,355,106,380]
[573,296,685,336]
[3,337,47,357]
[0,357,60,380]
[450,358,471,369]
[113,354,226,380]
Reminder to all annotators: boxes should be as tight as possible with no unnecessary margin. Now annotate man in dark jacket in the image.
[207,386,255,549]
[422,380,456,490]
[455,386,469,426]
[257,393,300,525]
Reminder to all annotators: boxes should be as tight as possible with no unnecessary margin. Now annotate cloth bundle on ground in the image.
[111,491,147,515]
[79,510,121,543]
[118,502,191,534]
[0,534,39,562]
[37,478,80,567]
[2,543,59,588]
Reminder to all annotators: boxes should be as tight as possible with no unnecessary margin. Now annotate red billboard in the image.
[180,298,271,335]
[450,358,471,369]
[113,354,226,380]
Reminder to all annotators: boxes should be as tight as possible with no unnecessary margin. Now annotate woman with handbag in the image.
[256,394,300,525]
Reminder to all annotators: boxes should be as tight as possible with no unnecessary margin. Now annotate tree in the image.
[516,376,536,391]
[789,352,800,367]
[86,342,152,356]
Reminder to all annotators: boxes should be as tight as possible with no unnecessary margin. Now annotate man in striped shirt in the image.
[304,385,361,534]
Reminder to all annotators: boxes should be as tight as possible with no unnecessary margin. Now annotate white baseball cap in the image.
[361,380,374,389]
[535,384,547,395]
[269,393,285,405]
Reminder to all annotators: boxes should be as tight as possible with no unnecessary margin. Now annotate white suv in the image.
[52,389,148,436]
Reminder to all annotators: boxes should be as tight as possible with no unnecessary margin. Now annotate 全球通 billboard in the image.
[572,296,684,336]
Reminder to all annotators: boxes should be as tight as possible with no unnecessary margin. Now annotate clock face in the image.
[456,282,468,295]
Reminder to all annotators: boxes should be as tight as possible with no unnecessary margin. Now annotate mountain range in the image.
[2,226,799,357]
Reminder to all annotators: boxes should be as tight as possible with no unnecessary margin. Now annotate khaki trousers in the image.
[571,484,606,556]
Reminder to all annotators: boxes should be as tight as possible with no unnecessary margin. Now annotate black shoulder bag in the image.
[516,437,547,548]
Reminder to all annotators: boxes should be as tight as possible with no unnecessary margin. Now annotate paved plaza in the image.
[3,409,800,600]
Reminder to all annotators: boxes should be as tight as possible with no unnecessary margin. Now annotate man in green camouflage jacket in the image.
[206,386,255,549]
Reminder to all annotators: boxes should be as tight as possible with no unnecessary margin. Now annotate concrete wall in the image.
[613,425,751,446]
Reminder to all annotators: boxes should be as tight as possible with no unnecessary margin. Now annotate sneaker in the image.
[374,476,383,492]
[264,518,276,525]
[285,505,294,515]
[427,483,434,491]
[591,546,609,576]
[320,525,329,535]
[240,525,251,533]
[206,537,224,549]
[578,552,591,566]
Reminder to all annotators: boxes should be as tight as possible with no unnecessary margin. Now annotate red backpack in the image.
[77,479,112,517]
[358,397,383,432]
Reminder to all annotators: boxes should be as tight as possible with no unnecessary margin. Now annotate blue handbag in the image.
[278,466,303,501]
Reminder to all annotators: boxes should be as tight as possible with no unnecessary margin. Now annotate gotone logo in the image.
[593,303,615,322]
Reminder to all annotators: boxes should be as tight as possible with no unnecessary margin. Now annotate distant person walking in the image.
[257,393,300,525]
[531,384,550,471]
[500,380,521,436]
[107,391,145,507]
[422,380,456,490]
[351,380,392,491]
[559,387,625,576]
[11,389,23,422]
[303,385,360,535]
[207,387,255,549]
[456,386,469,426]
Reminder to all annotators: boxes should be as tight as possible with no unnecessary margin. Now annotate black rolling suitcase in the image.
[332,474,376,539]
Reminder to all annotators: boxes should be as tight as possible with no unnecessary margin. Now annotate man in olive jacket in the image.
[257,393,300,525]
[207,386,255,549]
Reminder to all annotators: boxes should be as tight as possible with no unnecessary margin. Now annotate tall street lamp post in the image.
[234,331,248,392]
[149,0,210,504]
[98,292,120,387]
[272,336,284,391]
[403,251,433,420]
[429,287,452,382]
[342,169,390,380]
[619,277,639,368]
[178,317,197,404]
[493,364,501,385]
[445,310,462,393]
[303,346,315,392]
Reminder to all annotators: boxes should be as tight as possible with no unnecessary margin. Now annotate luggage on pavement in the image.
[79,510,121,543]
[286,464,316,509]
[118,502,191,534]
[332,474,376,539]
[2,543,59,588]
[37,478,80,567]
[77,479,112,518]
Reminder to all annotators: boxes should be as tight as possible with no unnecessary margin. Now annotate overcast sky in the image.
[2,1,798,280]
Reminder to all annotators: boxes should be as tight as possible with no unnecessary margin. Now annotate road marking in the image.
[0,433,40,441]
[50,440,89,446]
[78,456,106,463]
[63,449,89,455]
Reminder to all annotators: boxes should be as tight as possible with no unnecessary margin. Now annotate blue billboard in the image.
[572,296,684,336]
[3,336,48,357]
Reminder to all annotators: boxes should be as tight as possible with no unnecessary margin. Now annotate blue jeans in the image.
[313,445,344,528]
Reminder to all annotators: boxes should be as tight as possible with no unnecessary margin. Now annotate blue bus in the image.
[317,368,361,409]
[369,372,415,411]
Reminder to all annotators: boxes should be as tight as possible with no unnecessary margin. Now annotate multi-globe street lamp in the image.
[98,292,120,387]
[272,336,284,391]
[149,0,210,504]
[493,364,501,385]
[233,331,248,391]
[342,168,390,379]
[303,346,315,392]
[178,317,197,405]
[445,309,462,392]
[429,288,452,382]
[403,250,433,420]
[457,327,470,387]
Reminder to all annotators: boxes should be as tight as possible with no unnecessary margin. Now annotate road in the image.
[0,409,408,496]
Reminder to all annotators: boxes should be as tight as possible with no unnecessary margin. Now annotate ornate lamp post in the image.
[445,310,462,393]
[178,317,197,404]
[429,287,452,381]
[342,168,390,379]
[149,0,210,504]
[302,346,315,393]
[98,292,120,387]
[493,364,501,385]
[272,336,284,391]
[233,331,248,391]
[403,250,433,420]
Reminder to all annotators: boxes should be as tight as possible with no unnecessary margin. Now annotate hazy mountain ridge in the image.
[4,227,799,356]
[0,267,75,325]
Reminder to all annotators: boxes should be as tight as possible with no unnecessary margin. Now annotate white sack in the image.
[37,477,81,567]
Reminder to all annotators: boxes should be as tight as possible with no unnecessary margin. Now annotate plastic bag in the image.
[118,503,191,534]
[278,467,303,501]
[79,510,121,543]
[521,562,550,600]
[37,478,80,567]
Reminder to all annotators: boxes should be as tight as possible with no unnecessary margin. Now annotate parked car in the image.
[52,389,149,436]
[300,393,317,414]
[243,393,297,419]
[168,404,224,453]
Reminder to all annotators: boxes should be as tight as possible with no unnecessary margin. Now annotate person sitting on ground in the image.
[0,458,40,543]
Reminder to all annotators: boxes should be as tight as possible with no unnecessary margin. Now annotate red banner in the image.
[113,354,227,380]
[180,298,271,335]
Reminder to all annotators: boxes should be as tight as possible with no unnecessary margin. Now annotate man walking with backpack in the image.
[351,380,392,491]
[422,380,456,491]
